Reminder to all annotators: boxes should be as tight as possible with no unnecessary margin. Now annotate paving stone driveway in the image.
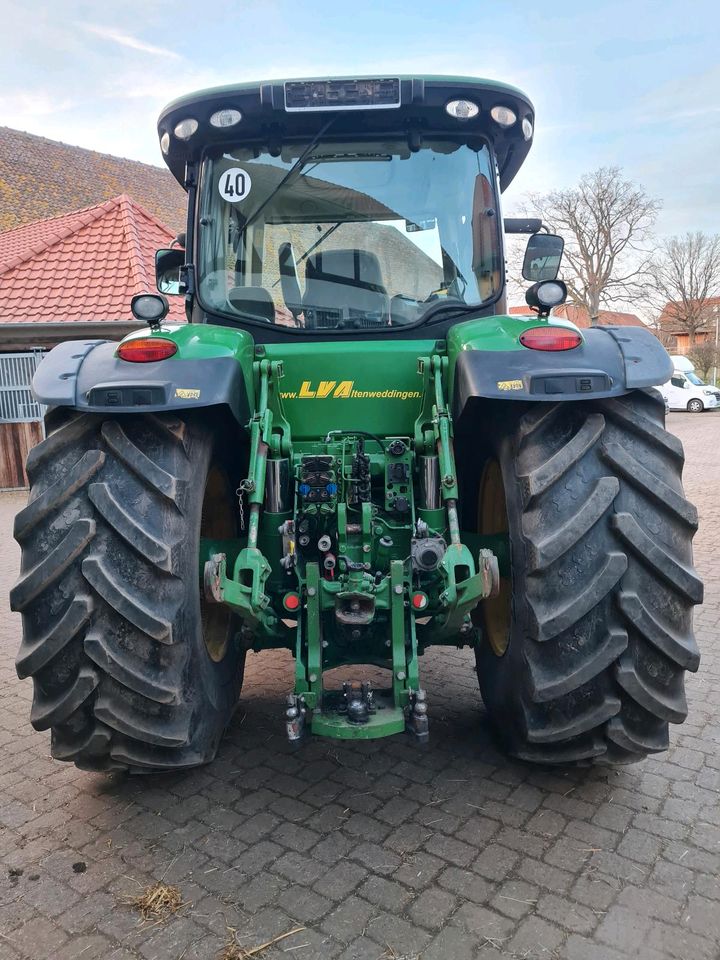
[0,412,718,960]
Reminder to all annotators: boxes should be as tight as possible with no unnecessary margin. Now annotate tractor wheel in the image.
[11,410,245,773]
[474,390,702,764]
[687,398,704,413]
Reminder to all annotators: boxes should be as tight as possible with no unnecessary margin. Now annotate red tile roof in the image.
[0,126,186,234]
[0,195,186,324]
[509,304,645,328]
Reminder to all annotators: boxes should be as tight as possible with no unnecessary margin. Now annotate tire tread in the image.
[478,390,701,765]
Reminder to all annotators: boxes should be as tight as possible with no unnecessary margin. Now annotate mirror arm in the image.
[504,217,543,234]
[179,263,195,297]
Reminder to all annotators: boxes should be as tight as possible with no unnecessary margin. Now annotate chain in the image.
[236,479,254,531]
[235,487,245,530]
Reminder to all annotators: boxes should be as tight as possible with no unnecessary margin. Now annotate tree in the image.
[524,167,660,321]
[650,232,720,347]
[686,341,720,384]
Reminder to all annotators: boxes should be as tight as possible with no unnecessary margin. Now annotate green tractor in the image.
[11,76,701,772]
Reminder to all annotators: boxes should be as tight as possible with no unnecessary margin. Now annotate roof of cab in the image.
[157,75,535,192]
[159,75,531,117]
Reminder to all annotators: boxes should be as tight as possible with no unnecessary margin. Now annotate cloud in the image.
[0,91,76,119]
[80,24,181,60]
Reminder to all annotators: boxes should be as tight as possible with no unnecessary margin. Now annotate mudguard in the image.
[32,338,252,425]
[450,325,673,421]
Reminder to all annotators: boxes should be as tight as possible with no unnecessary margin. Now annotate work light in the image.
[490,105,517,128]
[209,109,242,128]
[174,118,198,140]
[445,99,479,120]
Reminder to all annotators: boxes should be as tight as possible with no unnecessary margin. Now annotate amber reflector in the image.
[519,327,582,351]
[117,338,178,362]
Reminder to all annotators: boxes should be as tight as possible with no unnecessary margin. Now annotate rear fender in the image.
[32,324,255,425]
[449,322,673,420]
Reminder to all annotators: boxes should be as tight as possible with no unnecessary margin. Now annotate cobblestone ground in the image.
[0,412,718,960]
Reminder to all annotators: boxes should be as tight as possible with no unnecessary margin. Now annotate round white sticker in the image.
[218,167,252,202]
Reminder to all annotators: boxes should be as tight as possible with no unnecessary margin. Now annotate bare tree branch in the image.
[649,232,720,346]
[523,166,660,321]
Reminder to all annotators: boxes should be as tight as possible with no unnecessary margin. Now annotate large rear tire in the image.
[474,390,702,764]
[11,410,246,773]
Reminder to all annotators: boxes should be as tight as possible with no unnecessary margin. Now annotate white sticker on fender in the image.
[218,168,252,202]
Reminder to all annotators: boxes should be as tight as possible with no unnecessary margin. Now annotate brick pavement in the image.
[0,411,718,960]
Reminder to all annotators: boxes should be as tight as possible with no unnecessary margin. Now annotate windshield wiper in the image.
[236,118,336,237]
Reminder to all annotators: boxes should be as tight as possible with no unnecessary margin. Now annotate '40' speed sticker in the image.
[218,168,252,202]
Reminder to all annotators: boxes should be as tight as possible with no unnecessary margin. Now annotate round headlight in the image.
[209,108,242,128]
[160,131,170,155]
[522,117,533,141]
[490,105,517,128]
[173,117,198,141]
[445,99,479,120]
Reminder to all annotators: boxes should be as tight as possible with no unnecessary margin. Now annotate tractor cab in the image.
[156,76,562,338]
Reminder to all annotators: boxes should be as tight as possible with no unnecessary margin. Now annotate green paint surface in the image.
[263,339,439,439]
[446,312,582,356]
[119,313,583,441]
[446,313,584,393]
[310,706,406,739]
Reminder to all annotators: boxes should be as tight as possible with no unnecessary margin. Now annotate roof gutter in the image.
[0,321,145,352]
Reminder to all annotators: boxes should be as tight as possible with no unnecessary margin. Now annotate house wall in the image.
[672,332,711,355]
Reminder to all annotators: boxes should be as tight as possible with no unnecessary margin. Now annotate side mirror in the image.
[522,233,564,282]
[155,248,185,295]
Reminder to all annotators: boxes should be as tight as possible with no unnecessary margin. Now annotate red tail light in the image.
[117,338,178,362]
[411,592,429,611]
[283,592,301,612]
[519,327,582,351]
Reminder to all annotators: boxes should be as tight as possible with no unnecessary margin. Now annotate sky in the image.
[1,0,718,238]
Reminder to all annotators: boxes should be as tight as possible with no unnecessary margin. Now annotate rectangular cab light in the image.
[284,78,401,112]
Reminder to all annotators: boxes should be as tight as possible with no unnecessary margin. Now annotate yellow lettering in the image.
[333,380,354,398]
[298,381,316,398]
[316,380,337,398]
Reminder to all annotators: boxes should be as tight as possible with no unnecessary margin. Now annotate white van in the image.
[661,369,720,413]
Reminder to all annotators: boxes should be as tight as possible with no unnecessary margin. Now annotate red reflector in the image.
[117,338,177,362]
[284,592,301,611]
[519,327,582,351]
[412,592,428,610]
